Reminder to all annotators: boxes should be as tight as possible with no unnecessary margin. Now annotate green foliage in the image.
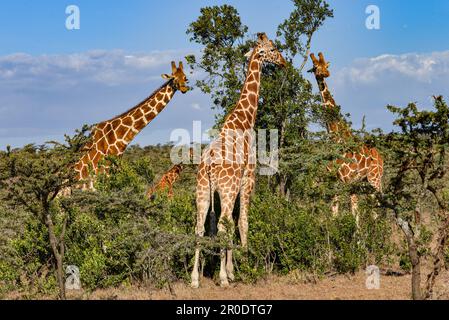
[187,5,248,49]
[329,213,362,273]
[54,152,201,290]
[95,155,153,193]
[186,4,250,122]
[379,96,449,299]
[0,127,92,299]
[381,97,449,238]
[236,189,392,283]
[1,140,396,296]
[0,201,24,294]
[277,0,333,59]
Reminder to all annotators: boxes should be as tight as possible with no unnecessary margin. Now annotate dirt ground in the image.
[55,270,449,300]
[5,269,449,300]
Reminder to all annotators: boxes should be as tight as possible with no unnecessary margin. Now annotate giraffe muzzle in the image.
[180,86,190,94]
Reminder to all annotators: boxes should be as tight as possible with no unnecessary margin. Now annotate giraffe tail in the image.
[209,181,217,237]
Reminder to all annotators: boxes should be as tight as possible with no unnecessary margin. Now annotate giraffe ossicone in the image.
[74,61,189,190]
[191,32,286,289]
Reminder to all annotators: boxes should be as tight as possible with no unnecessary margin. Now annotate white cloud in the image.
[191,103,201,110]
[0,49,216,148]
[0,49,193,87]
[335,51,449,85]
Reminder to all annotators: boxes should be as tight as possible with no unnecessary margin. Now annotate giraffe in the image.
[147,148,194,200]
[191,33,286,288]
[74,61,189,189]
[308,52,384,225]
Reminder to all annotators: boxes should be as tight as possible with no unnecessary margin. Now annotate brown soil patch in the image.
[5,271,449,300]
[73,271,449,300]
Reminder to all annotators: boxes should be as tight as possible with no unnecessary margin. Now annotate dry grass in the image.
[48,270,449,301]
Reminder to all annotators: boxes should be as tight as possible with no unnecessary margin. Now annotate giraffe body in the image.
[74,62,188,189]
[191,33,286,288]
[147,164,183,199]
[309,52,384,222]
[147,149,194,199]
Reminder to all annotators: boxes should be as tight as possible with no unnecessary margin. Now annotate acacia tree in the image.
[0,127,90,299]
[277,0,334,69]
[380,96,449,300]
[186,1,333,196]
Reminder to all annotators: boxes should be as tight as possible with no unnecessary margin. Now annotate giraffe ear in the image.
[244,50,252,60]
[162,74,173,80]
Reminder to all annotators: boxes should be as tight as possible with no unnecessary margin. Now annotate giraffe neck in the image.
[315,76,351,139]
[223,53,262,131]
[110,81,175,152]
[316,77,336,110]
[74,80,176,183]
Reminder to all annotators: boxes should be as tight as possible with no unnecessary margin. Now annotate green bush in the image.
[238,189,393,282]
[0,144,398,297]
[328,213,361,273]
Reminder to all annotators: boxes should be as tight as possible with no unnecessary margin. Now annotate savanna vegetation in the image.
[1,1,449,300]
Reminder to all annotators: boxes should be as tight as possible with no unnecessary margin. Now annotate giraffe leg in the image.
[217,192,237,288]
[351,194,360,228]
[226,170,254,282]
[332,195,340,216]
[368,193,379,220]
[89,177,97,191]
[239,170,255,250]
[226,249,234,282]
[191,179,211,289]
[219,248,229,287]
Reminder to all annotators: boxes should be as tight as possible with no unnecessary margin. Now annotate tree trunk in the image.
[55,254,66,300]
[44,212,66,300]
[396,216,422,300]
[408,238,422,300]
[424,212,449,299]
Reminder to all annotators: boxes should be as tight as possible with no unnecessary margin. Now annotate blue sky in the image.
[1,0,449,147]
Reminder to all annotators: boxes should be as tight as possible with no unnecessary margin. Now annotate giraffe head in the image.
[162,61,189,94]
[245,33,287,67]
[308,52,330,78]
